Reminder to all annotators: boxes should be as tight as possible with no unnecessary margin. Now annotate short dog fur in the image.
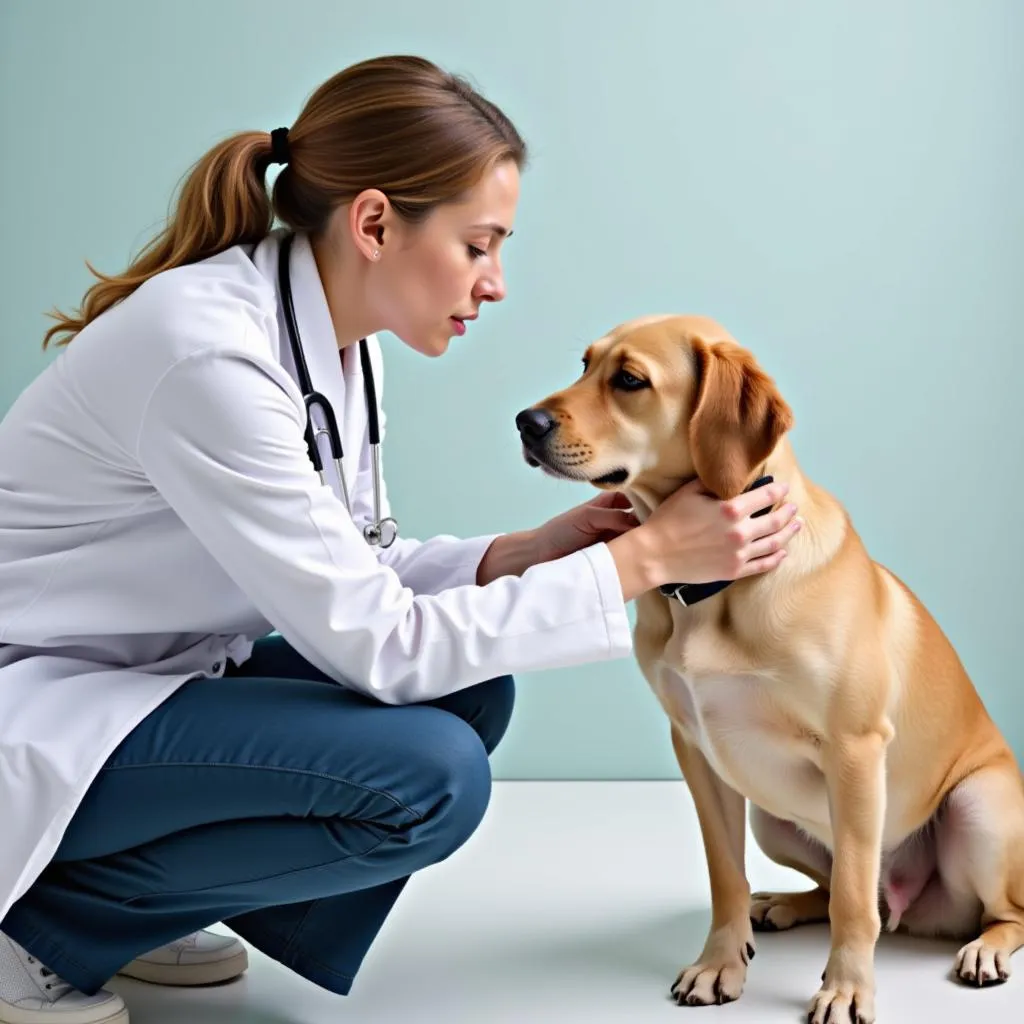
[517,314,1024,1022]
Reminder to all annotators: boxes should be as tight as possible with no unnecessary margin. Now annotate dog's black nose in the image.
[516,408,556,442]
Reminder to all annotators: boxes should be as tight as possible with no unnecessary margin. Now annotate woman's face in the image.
[357,159,520,357]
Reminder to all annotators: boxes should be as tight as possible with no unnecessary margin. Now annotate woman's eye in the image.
[468,245,486,259]
[612,369,649,391]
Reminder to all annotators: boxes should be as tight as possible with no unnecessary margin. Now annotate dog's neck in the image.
[623,438,843,603]
[625,437,809,521]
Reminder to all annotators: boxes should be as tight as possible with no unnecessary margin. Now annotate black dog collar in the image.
[659,475,775,607]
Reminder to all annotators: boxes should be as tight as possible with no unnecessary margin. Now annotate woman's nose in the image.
[475,268,506,303]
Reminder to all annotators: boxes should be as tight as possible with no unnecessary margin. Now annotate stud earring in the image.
[372,249,381,260]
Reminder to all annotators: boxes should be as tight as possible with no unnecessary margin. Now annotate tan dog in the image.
[516,314,1024,1022]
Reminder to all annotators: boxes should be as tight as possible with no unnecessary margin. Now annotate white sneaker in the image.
[116,931,247,986]
[0,933,127,1024]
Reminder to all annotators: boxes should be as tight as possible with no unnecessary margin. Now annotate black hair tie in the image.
[270,127,291,165]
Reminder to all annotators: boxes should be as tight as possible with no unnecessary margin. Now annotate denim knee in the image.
[476,673,515,754]
[412,715,494,864]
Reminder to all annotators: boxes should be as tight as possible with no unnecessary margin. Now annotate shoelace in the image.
[24,954,74,1002]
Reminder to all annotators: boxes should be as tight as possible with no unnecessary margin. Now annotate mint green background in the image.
[2,1,1021,779]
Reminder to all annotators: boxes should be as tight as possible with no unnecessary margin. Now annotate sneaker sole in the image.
[115,947,248,987]
[0,999,128,1024]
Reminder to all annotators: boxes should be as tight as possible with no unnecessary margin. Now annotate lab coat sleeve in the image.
[135,345,633,704]
[356,483,499,596]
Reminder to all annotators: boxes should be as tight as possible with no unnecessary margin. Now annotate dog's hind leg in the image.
[929,761,1024,987]
[748,805,833,931]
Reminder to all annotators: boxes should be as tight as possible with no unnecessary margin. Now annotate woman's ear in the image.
[348,189,391,261]
[687,337,794,500]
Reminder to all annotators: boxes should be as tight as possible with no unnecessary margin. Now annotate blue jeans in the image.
[1,635,515,996]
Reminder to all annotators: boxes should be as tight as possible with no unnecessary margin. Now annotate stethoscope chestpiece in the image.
[364,517,399,549]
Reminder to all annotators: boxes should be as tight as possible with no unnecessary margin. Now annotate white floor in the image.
[107,782,1019,1023]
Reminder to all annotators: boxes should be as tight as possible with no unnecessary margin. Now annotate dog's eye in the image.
[612,369,649,391]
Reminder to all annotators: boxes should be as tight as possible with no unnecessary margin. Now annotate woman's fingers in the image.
[590,507,640,532]
[723,481,791,523]
[744,502,800,543]
[736,546,790,578]
[741,516,802,566]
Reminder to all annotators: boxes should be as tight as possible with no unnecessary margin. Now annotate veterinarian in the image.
[0,55,799,1024]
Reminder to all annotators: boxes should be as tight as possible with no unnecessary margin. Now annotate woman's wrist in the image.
[475,521,662,599]
[475,528,546,585]
[606,524,661,602]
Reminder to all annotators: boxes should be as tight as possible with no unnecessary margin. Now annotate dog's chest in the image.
[651,659,830,826]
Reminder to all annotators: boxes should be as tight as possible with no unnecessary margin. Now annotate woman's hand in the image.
[531,490,641,563]
[607,478,801,601]
[646,477,799,583]
[475,491,640,585]
[476,480,799,595]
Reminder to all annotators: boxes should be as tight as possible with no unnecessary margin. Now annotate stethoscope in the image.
[277,231,398,548]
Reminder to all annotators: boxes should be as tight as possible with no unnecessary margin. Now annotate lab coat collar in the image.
[250,229,351,369]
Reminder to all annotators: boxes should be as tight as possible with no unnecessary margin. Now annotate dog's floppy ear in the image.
[687,337,793,500]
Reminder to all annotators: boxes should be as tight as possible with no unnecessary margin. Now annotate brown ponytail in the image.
[43,131,278,348]
[43,54,528,349]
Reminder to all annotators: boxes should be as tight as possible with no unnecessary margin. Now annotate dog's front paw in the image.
[807,956,875,1024]
[670,923,756,1006]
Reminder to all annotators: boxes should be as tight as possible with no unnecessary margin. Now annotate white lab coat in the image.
[0,229,633,926]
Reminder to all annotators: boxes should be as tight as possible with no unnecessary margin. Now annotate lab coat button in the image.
[212,661,223,674]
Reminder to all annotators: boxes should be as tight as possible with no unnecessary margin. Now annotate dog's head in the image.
[516,314,794,500]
